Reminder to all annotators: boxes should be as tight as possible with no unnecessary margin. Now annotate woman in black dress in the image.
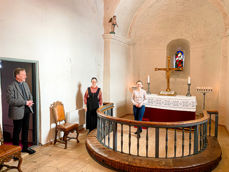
[84,77,102,132]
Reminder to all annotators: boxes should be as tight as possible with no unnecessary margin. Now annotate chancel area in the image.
[0,0,229,171]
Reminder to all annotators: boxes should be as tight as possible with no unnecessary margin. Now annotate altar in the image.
[143,94,197,122]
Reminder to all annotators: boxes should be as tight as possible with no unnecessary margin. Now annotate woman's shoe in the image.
[135,130,142,134]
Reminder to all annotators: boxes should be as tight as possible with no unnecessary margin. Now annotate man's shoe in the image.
[22,148,36,154]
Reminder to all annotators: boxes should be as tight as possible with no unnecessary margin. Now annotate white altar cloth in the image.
[145,94,197,112]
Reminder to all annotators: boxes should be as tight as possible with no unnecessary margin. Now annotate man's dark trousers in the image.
[13,107,31,149]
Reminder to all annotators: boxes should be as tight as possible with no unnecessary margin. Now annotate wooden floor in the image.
[2,115,229,172]
[2,130,114,172]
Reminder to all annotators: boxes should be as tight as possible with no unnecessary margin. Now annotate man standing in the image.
[7,68,35,154]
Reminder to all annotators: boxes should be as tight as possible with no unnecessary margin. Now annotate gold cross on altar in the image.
[155,56,183,93]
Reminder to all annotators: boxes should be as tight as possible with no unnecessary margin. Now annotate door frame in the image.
[0,57,40,145]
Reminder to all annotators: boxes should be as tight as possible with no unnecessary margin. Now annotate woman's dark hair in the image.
[91,77,97,82]
[136,80,143,84]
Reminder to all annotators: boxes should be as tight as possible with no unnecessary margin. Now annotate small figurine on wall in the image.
[109,15,118,34]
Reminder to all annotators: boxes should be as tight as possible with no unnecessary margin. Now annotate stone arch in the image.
[125,0,229,37]
[108,0,229,128]
[207,0,229,31]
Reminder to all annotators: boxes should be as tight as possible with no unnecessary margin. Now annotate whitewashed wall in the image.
[130,0,224,117]
[110,36,130,117]
[0,0,104,144]
[104,0,229,131]
[103,34,131,117]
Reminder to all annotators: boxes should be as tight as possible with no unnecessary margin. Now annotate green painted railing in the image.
[96,103,218,158]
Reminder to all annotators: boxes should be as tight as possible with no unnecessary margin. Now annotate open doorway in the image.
[0,59,39,147]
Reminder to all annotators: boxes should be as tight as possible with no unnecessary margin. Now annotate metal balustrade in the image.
[96,103,219,158]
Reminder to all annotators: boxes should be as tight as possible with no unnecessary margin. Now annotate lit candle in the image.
[188,76,191,84]
[147,75,150,83]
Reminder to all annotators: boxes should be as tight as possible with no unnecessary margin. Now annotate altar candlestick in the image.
[147,75,150,83]
[188,77,191,84]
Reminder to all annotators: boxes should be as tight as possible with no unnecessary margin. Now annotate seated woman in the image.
[131,80,147,137]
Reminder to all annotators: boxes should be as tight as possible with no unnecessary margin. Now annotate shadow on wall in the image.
[49,106,56,143]
[115,103,127,117]
[76,83,85,127]
[46,82,85,144]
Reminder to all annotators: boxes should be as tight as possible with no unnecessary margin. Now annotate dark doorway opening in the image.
[0,60,38,147]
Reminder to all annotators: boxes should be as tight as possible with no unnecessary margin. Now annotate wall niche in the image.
[166,39,190,79]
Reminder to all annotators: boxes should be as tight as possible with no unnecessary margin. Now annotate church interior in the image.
[1,0,229,171]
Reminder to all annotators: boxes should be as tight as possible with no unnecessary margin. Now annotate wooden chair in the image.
[51,101,80,149]
[0,125,22,172]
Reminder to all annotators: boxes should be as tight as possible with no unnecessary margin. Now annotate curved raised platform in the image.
[86,130,222,172]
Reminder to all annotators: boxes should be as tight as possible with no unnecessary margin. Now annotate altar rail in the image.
[96,103,218,158]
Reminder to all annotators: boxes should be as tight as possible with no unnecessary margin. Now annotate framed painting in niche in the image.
[174,50,184,70]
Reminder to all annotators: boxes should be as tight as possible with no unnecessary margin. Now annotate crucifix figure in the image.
[155,56,183,93]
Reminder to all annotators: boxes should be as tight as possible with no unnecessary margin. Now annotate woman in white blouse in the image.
[131,80,147,136]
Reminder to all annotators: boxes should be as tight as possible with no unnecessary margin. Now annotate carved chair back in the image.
[50,101,80,149]
[52,101,66,124]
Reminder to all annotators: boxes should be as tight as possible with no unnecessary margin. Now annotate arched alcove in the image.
[167,39,190,79]
[106,0,229,127]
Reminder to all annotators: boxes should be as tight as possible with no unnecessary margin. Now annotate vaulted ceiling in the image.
[113,0,227,45]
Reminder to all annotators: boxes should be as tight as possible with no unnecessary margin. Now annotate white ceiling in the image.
[114,0,225,45]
